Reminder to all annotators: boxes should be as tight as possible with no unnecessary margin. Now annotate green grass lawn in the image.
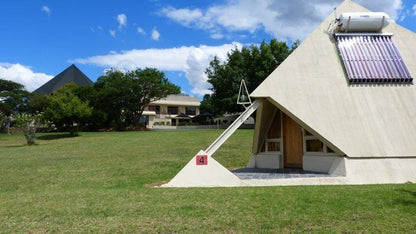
[0,130,415,233]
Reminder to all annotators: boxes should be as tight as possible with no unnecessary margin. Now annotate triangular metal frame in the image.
[237,79,252,106]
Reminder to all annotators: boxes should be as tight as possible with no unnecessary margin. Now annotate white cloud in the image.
[90,26,104,33]
[210,32,224,39]
[151,28,160,40]
[137,27,146,35]
[117,14,127,29]
[72,43,242,96]
[161,0,405,40]
[109,30,116,37]
[355,0,402,20]
[41,6,50,15]
[161,7,203,26]
[397,6,414,22]
[0,63,53,92]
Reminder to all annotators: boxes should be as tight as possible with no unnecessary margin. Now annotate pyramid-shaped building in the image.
[33,64,93,94]
[249,0,416,183]
[165,0,416,187]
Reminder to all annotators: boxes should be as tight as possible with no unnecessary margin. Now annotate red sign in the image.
[196,155,208,165]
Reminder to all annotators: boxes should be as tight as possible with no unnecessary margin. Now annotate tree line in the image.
[201,39,299,115]
[1,68,180,142]
[1,38,298,144]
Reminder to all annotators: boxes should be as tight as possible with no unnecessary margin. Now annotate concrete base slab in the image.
[161,156,416,187]
[232,168,337,180]
[242,177,348,186]
[343,157,416,184]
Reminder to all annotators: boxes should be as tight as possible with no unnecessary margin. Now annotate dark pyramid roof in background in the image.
[33,64,93,94]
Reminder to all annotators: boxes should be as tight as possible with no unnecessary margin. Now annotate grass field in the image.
[1,130,415,233]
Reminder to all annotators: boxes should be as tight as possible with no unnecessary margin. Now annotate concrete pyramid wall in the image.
[162,150,244,187]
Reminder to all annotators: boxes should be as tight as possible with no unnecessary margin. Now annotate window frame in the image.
[185,106,196,116]
[302,129,337,156]
[167,106,179,115]
[260,110,283,154]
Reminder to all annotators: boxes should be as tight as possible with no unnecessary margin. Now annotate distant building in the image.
[33,64,93,94]
[142,94,200,128]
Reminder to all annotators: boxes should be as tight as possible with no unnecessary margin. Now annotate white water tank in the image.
[337,12,390,32]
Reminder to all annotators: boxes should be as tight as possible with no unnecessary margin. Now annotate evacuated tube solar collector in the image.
[332,11,413,84]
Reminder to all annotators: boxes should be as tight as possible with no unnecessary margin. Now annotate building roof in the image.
[33,64,93,94]
[251,0,416,158]
[150,94,200,106]
[142,111,156,116]
[173,113,192,119]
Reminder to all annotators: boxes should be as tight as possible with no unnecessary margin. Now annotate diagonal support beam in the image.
[205,99,263,156]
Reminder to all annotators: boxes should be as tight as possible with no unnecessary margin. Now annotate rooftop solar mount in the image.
[332,12,413,84]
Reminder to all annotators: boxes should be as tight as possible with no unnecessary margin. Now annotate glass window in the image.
[267,142,280,152]
[303,127,337,155]
[260,110,282,153]
[139,115,148,124]
[306,140,323,152]
[148,105,160,114]
[168,106,178,115]
[267,111,281,139]
[185,106,196,115]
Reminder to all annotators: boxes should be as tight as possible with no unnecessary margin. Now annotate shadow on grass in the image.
[395,188,416,196]
[4,144,32,148]
[4,143,39,148]
[38,133,77,140]
[394,188,416,206]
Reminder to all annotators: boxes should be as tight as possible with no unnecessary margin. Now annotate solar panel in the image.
[335,33,413,84]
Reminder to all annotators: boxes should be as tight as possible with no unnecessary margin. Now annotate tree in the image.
[73,85,107,130]
[205,39,296,115]
[42,83,92,136]
[93,70,127,127]
[25,93,49,114]
[94,68,180,128]
[126,68,180,126]
[0,79,30,132]
[199,94,213,114]
[205,56,244,115]
[0,79,29,116]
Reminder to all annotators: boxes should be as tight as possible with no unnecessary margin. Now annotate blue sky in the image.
[0,0,415,97]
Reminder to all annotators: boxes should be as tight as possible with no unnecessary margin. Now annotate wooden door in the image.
[283,114,303,168]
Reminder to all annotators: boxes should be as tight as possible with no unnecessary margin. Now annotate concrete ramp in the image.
[162,150,244,187]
